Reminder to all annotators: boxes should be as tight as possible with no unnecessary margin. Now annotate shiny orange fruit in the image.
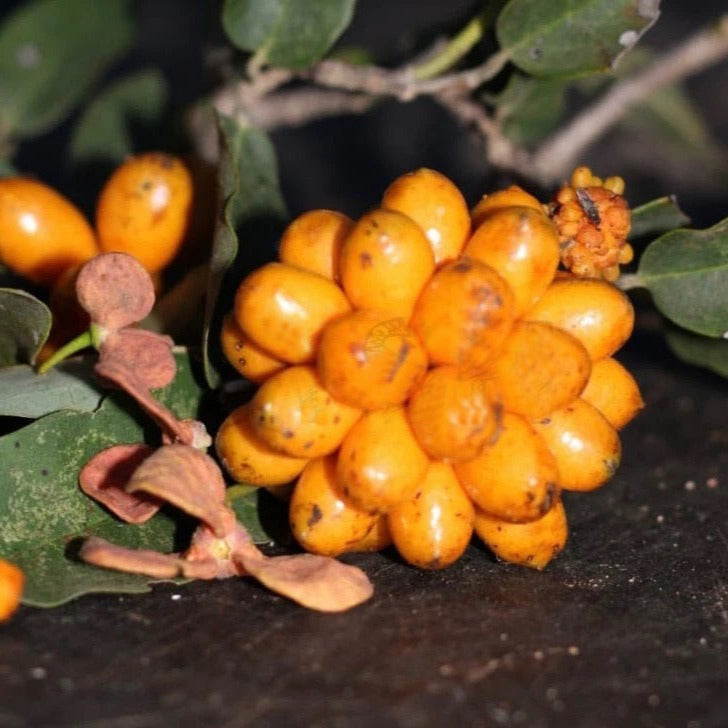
[96,152,193,273]
[220,312,285,383]
[0,177,98,285]
[0,558,23,622]
[581,357,644,430]
[381,167,470,264]
[470,185,544,228]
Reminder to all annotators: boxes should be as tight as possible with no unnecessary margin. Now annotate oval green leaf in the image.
[629,196,689,240]
[496,0,660,77]
[638,217,728,337]
[665,327,728,379]
[0,287,51,367]
[0,0,134,138]
[222,0,356,70]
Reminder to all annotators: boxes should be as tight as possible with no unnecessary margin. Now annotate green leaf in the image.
[665,327,728,379]
[0,0,134,139]
[0,358,102,418]
[494,72,567,145]
[0,349,209,607]
[222,0,356,70]
[69,69,167,164]
[0,158,15,177]
[629,196,690,240]
[202,113,287,388]
[496,0,660,77]
[227,486,271,544]
[638,217,728,337]
[0,288,51,366]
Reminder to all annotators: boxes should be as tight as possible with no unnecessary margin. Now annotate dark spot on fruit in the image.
[451,259,473,273]
[303,441,314,450]
[307,504,323,527]
[386,341,410,382]
[282,429,294,439]
[333,415,341,424]
[539,417,551,425]
[540,483,557,514]
[360,252,373,268]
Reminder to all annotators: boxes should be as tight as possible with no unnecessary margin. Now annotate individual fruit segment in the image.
[533,398,621,492]
[278,209,354,280]
[290,456,380,556]
[336,406,429,514]
[406,365,501,462]
[0,177,98,285]
[0,558,24,622]
[454,413,559,523]
[317,309,428,410]
[381,167,470,264]
[388,461,474,569]
[549,166,632,281]
[410,257,515,369]
[470,185,544,228]
[234,262,351,364]
[248,365,361,458]
[96,152,193,274]
[581,357,644,430]
[215,403,308,486]
[474,500,568,570]
[464,206,559,316]
[489,321,591,420]
[339,207,435,320]
[220,312,286,383]
[526,277,634,361]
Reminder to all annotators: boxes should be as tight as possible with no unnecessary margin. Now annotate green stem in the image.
[36,329,94,375]
[412,7,491,80]
[616,272,646,291]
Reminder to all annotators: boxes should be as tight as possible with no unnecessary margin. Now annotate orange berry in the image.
[526,278,634,360]
[581,357,644,430]
[406,365,501,462]
[464,206,560,316]
[489,321,591,419]
[234,262,350,364]
[410,257,515,368]
[0,558,23,622]
[96,152,193,273]
[337,406,429,514]
[381,167,470,264]
[470,185,544,228]
[316,309,428,410]
[290,456,379,556]
[278,208,353,280]
[454,412,559,523]
[0,177,97,285]
[248,365,361,458]
[339,207,435,320]
[533,398,621,492]
[220,312,285,383]
[388,461,474,569]
[474,499,568,570]
[215,403,308,486]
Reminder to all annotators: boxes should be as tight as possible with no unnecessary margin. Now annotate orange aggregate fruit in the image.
[0,177,98,285]
[339,207,435,320]
[278,209,354,280]
[96,152,193,274]
[216,166,641,573]
[317,309,428,410]
[382,167,470,264]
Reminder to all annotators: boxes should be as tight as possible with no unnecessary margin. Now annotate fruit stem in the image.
[411,5,493,80]
[616,273,646,291]
[36,329,94,375]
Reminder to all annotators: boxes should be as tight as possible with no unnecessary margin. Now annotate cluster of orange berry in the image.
[0,153,194,354]
[216,166,643,570]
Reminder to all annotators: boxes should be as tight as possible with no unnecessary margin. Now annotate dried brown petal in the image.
[80,536,184,579]
[79,444,161,523]
[237,550,374,612]
[76,253,155,329]
[126,444,227,536]
[95,356,207,446]
[99,329,176,390]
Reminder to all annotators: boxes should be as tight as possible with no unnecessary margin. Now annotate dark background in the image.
[2,2,728,727]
